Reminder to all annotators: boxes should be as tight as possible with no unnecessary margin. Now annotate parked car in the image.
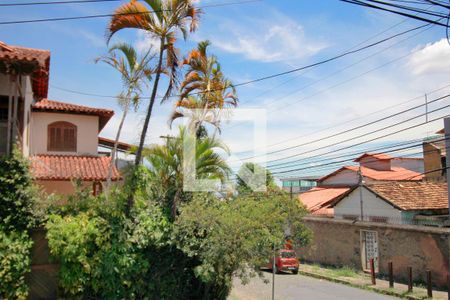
[268,249,299,274]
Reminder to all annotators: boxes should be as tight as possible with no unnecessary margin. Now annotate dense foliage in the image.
[236,162,277,194]
[0,228,33,300]
[0,149,37,231]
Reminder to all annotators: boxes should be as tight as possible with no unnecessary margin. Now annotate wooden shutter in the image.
[47,121,77,152]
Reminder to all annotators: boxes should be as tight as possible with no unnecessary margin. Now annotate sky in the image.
[1,0,450,180]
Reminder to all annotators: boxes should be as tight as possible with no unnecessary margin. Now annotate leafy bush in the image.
[0,149,37,231]
[174,190,312,299]
[46,192,207,299]
[0,228,33,300]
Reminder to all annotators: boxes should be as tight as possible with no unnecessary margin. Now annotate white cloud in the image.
[203,14,327,63]
[408,38,450,75]
[135,30,160,54]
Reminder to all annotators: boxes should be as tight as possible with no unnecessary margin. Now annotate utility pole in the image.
[272,242,276,300]
[358,165,364,221]
[444,118,450,216]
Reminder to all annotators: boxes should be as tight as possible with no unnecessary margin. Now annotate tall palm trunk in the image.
[105,98,130,192]
[127,37,165,213]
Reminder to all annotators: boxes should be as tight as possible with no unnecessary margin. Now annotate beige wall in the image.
[36,180,94,197]
[298,217,450,288]
[334,186,402,221]
[31,112,99,155]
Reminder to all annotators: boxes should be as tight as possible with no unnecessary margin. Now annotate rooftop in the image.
[30,154,121,181]
[366,181,448,211]
[354,152,393,162]
[318,165,423,183]
[299,186,354,215]
[33,99,114,131]
[0,40,50,98]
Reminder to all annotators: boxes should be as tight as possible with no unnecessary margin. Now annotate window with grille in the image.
[47,121,77,152]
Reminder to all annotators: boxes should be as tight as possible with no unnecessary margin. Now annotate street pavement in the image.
[229,271,397,300]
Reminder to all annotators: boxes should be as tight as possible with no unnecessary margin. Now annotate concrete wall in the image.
[320,169,359,186]
[334,187,403,222]
[392,158,424,173]
[31,112,99,155]
[359,157,391,171]
[423,142,445,181]
[298,217,450,288]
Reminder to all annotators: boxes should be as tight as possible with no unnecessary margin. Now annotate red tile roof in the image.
[354,152,393,162]
[299,187,354,215]
[98,136,133,152]
[30,155,121,181]
[318,165,423,183]
[33,99,114,131]
[366,181,448,211]
[0,41,50,98]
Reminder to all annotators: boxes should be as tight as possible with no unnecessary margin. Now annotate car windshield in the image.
[280,251,295,258]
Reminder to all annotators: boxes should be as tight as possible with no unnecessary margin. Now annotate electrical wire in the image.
[0,0,120,6]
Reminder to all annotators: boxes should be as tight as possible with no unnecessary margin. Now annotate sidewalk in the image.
[299,264,448,299]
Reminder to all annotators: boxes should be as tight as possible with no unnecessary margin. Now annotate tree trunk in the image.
[105,100,130,193]
[126,37,165,214]
[171,189,181,221]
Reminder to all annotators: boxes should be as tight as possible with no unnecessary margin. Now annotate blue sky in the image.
[1,0,450,179]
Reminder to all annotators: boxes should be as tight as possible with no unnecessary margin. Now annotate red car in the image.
[268,249,299,274]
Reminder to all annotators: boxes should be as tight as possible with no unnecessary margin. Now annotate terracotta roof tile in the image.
[30,155,121,181]
[33,99,114,131]
[354,152,393,162]
[318,165,423,182]
[366,181,448,211]
[0,41,50,98]
[300,187,353,214]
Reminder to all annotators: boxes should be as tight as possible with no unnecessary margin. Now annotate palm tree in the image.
[170,40,238,135]
[107,0,201,168]
[144,126,231,220]
[95,43,153,190]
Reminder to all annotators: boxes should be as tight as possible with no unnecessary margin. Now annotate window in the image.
[47,121,77,152]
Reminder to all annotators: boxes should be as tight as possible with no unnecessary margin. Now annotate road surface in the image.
[229,271,397,300]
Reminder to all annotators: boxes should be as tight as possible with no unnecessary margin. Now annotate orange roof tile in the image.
[318,165,423,183]
[0,41,50,98]
[33,99,114,131]
[299,187,353,214]
[30,155,121,181]
[366,181,448,211]
[354,152,393,162]
[98,136,133,151]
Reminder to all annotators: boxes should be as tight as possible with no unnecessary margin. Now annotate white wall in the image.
[334,186,402,221]
[31,112,99,155]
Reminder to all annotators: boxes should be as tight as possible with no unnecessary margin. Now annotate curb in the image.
[298,270,423,300]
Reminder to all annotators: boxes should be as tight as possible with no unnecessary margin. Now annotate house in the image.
[318,153,424,186]
[280,176,319,194]
[0,40,122,196]
[331,181,448,225]
[299,153,424,216]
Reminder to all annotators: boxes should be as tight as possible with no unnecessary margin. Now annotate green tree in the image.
[236,162,277,194]
[170,40,238,136]
[0,149,37,231]
[96,43,153,190]
[143,126,231,220]
[174,191,312,299]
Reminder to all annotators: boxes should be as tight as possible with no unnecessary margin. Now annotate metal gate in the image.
[361,230,379,272]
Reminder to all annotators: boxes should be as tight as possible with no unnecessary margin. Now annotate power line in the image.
[266,93,449,167]
[268,111,449,174]
[0,0,120,6]
[233,84,450,161]
[0,0,261,25]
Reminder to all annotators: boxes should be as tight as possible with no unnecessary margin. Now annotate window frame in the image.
[47,121,77,152]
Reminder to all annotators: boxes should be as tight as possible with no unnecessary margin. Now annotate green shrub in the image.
[0,228,33,300]
[0,149,37,231]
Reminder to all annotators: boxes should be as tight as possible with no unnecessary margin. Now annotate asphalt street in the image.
[229,271,397,300]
